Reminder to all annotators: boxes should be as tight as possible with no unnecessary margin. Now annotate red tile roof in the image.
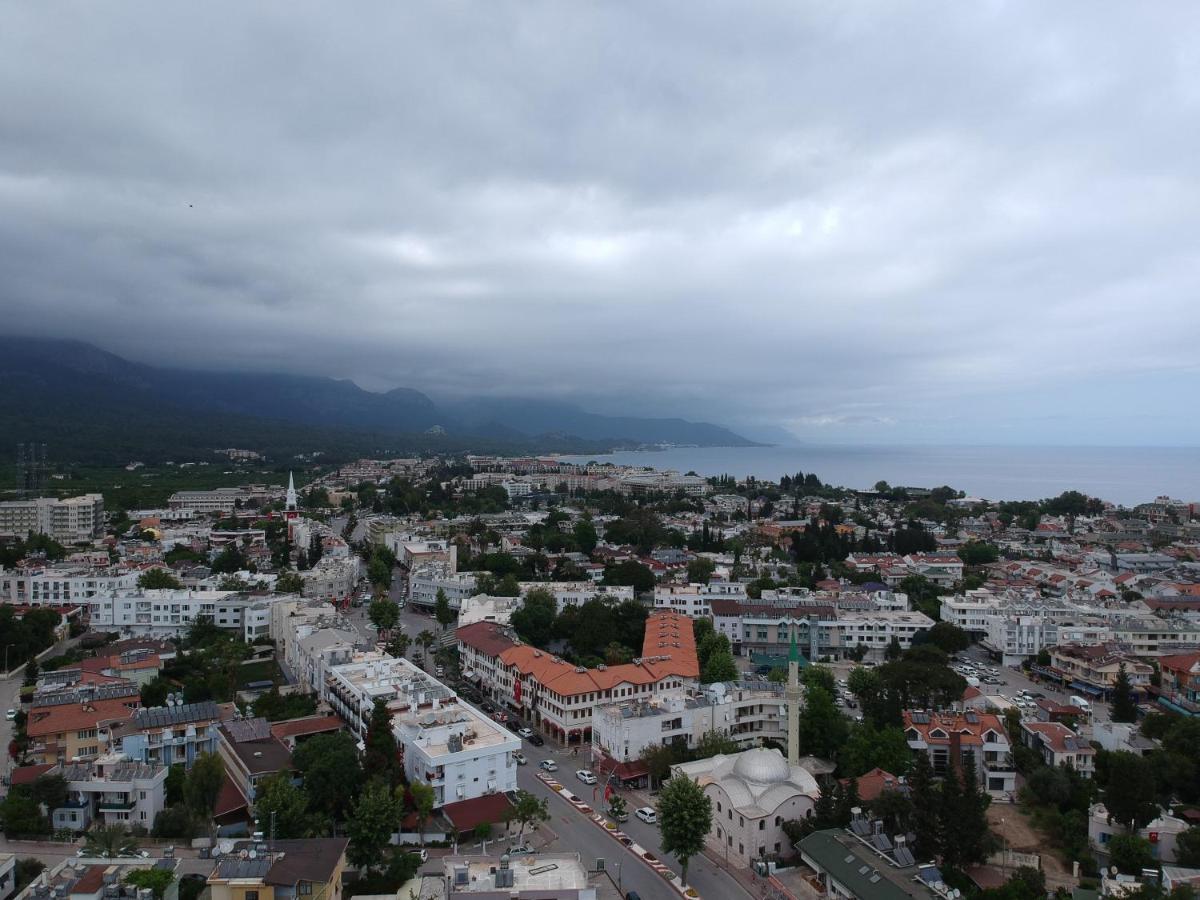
[442,792,513,832]
[10,763,54,785]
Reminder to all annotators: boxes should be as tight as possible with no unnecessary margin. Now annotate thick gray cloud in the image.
[2,1,1199,444]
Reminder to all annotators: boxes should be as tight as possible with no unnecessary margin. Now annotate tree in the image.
[641,743,680,790]
[1105,752,1159,831]
[884,637,903,661]
[416,630,436,659]
[84,824,136,858]
[140,677,171,708]
[693,730,739,759]
[958,542,999,566]
[908,752,941,860]
[409,781,436,844]
[511,588,557,648]
[363,698,400,784]
[1109,832,1155,875]
[658,775,712,886]
[368,598,399,635]
[434,589,455,630]
[255,772,323,839]
[573,519,598,555]
[701,646,738,684]
[838,723,912,778]
[798,686,847,760]
[275,571,304,594]
[602,560,656,593]
[293,732,363,822]
[164,765,186,807]
[925,622,969,655]
[347,781,400,870]
[185,753,224,817]
[1176,827,1200,868]
[152,804,196,839]
[124,869,174,899]
[847,666,879,700]
[1112,663,1138,723]
[506,789,550,838]
[138,568,183,590]
[30,774,68,813]
[22,656,39,687]
[0,789,49,836]
[802,665,836,694]
[687,557,716,585]
[387,632,411,658]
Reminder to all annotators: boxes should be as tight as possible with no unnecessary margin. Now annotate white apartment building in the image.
[0,494,105,544]
[301,556,363,604]
[520,581,635,611]
[592,682,787,766]
[836,611,936,660]
[409,565,477,609]
[167,488,251,514]
[457,595,522,628]
[269,595,353,680]
[384,537,457,570]
[86,589,289,639]
[0,565,139,605]
[939,590,1002,634]
[50,756,167,833]
[983,614,1059,666]
[324,652,456,742]
[290,628,361,697]
[393,695,520,807]
[654,582,747,619]
[105,700,230,769]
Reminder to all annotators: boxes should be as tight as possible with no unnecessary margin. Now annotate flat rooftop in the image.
[445,854,590,893]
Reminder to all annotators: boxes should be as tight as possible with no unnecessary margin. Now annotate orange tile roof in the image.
[469,610,700,697]
[902,710,1007,747]
[26,695,142,738]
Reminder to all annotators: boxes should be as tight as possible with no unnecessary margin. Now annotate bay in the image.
[558,445,1200,506]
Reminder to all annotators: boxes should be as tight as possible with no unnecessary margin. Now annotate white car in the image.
[5,709,15,721]
[540,760,558,772]
[635,807,657,824]
[518,727,533,739]
[514,752,528,765]
[576,770,597,785]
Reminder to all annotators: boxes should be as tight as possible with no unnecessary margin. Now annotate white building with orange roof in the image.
[902,709,1015,798]
[457,610,700,745]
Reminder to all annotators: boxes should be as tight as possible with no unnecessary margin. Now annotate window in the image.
[246,892,260,900]
[298,883,313,896]
[758,820,765,830]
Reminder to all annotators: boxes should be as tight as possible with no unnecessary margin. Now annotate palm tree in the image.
[84,824,136,858]
[417,630,435,662]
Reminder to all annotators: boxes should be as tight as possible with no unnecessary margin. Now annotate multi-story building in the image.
[653,582,746,619]
[25,687,143,765]
[0,494,105,544]
[104,700,232,769]
[939,590,1002,635]
[457,611,700,745]
[1049,644,1153,696]
[522,581,635,611]
[217,717,295,802]
[710,600,840,661]
[591,681,787,773]
[442,854,598,900]
[85,589,290,639]
[49,755,167,833]
[983,613,1061,667]
[0,565,139,605]
[408,565,477,609]
[167,488,254,515]
[902,710,1015,798]
[300,556,362,605]
[836,611,936,660]
[393,692,519,807]
[207,838,349,900]
[1158,651,1200,714]
[384,537,457,570]
[1020,721,1095,777]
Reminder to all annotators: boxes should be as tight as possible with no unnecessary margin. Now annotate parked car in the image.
[518,727,533,739]
[609,807,629,822]
[528,734,545,746]
[576,770,597,785]
[514,752,528,765]
[635,807,657,824]
[540,760,558,772]
[5,709,15,720]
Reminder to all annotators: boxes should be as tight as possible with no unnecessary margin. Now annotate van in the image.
[1069,695,1091,713]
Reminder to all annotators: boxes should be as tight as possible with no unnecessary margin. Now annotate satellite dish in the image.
[1111,866,1119,877]
[249,850,257,859]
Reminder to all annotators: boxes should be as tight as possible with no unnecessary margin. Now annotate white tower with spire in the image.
[786,632,802,768]
[285,471,299,521]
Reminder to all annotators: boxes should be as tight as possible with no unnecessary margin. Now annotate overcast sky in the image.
[2,2,1199,445]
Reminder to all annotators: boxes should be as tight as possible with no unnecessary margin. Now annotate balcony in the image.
[98,797,136,811]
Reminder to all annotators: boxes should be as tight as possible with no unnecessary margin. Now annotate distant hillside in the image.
[0,336,756,463]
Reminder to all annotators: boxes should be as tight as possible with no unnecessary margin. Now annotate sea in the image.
[557,445,1200,507]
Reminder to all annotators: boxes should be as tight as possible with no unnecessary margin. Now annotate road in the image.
[510,740,753,900]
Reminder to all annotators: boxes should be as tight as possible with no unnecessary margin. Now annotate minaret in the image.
[786,632,802,768]
[285,472,298,518]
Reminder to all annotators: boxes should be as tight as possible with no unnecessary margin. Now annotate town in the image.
[2,453,1200,900]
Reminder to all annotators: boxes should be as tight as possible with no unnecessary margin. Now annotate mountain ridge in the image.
[0,336,758,461]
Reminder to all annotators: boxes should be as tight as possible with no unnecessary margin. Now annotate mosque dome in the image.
[732,748,791,784]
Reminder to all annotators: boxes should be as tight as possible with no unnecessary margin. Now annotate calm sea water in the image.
[558,445,1200,506]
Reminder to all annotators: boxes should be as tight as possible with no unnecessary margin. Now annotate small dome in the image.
[732,748,790,784]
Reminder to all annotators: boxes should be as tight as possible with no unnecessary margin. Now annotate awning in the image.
[594,754,650,782]
[442,793,513,833]
[1070,681,1105,697]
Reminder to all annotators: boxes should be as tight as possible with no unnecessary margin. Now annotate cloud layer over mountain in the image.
[2,2,1198,444]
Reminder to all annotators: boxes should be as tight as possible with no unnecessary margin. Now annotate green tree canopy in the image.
[293,731,364,822]
[658,775,713,886]
[511,588,557,648]
[185,753,225,817]
[255,772,325,839]
[138,568,183,590]
[363,698,401,784]
[346,781,400,870]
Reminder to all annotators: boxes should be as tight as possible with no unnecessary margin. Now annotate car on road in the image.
[635,807,657,824]
[528,734,545,746]
[540,760,558,772]
[514,752,527,765]
[435,666,445,677]
[5,709,15,720]
[576,769,597,785]
[519,727,533,739]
